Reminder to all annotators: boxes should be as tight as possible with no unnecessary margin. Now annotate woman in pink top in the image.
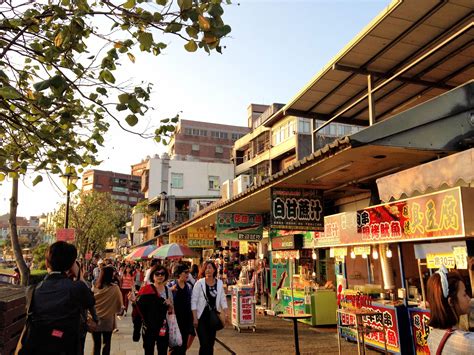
[120,265,134,315]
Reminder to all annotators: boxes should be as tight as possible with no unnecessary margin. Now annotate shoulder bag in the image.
[201,282,225,331]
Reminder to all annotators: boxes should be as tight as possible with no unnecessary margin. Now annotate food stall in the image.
[321,186,474,354]
[270,232,337,326]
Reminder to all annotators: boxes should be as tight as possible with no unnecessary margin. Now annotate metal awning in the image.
[377,148,474,202]
[266,0,473,128]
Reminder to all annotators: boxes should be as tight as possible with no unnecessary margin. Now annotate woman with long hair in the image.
[191,261,228,355]
[131,264,173,355]
[120,264,134,316]
[426,266,474,354]
[92,266,123,355]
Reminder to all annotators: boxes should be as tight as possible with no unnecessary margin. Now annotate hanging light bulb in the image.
[312,271,316,277]
[386,247,392,258]
[350,251,356,259]
[372,248,379,260]
[312,250,317,260]
[362,253,367,259]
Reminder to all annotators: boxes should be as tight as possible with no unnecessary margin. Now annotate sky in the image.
[0,0,391,218]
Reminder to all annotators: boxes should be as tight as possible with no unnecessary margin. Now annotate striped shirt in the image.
[427,328,474,354]
[121,274,134,290]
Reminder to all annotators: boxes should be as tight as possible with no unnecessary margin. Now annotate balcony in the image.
[175,211,189,225]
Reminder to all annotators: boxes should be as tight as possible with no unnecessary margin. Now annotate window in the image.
[199,129,207,136]
[112,186,129,193]
[215,146,223,154]
[184,128,192,135]
[129,196,138,203]
[298,118,311,134]
[111,194,128,201]
[211,131,219,138]
[232,133,239,140]
[82,184,93,191]
[219,132,228,139]
[171,173,183,189]
[94,184,103,189]
[208,176,219,190]
[192,144,199,151]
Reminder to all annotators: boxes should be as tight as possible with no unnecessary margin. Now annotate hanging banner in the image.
[56,228,75,242]
[270,187,324,231]
[187,228,214,248]
[216,213,263,241]
[409,308,431,355]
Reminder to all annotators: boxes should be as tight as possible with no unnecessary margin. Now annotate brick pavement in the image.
[85,312,378,355]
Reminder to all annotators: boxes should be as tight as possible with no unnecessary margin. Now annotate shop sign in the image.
[271,234,303,250]
[330,247,347,258]
[409,309,431,355]
[270,254,289,299]
[353,245,371,256]
[270,187,324,231]
[280,290,306,315]
[357,188,464,243]
[169,234,188,246]
[339,305,400,353]
[188,227,214,248]
[426,253,456,269]
[453,246,468,269]
[272,250,299,259]
[56,228,75,242]
[312,212,358,248]
[216,213,263,241]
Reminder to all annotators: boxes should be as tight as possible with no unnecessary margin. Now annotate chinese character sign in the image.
[187,227,215,248]
[356,188,464,243]
[409,309,431,355]
[271,188,324,230]
[426,253,456,269]
[216,213,263,241]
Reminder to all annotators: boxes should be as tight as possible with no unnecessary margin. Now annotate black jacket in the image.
[132,284,168,336]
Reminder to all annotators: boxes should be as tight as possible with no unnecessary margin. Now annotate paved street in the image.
[84,310,377,355]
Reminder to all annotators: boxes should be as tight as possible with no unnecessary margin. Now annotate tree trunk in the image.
[9,178,30,286]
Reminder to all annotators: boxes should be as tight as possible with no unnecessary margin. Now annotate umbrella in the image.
[125,245,157,260]
[149,243,197,259]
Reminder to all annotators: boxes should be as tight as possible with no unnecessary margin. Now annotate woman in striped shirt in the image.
[120,265,134,316]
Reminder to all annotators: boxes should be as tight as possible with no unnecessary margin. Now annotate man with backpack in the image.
[16,241,96,355]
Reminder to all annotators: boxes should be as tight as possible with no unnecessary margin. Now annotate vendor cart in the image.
[231,285,256,332]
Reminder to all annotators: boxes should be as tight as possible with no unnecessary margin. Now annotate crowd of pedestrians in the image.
[16,241,227,355]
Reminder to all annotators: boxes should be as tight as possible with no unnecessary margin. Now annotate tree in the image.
[51,191,128,257]
[0,0,231,284]
[32,243,49,270]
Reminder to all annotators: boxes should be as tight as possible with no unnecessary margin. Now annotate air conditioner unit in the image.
[221,180,233,201]
[233,175,251,196]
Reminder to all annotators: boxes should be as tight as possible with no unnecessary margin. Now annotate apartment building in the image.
[232,103,365,187]
[81,170,144,208]
[168,119,250,163]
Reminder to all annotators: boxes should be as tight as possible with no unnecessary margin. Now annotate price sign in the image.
[426,253,456,269]
[453,246,468,269]
[353,245,371,255]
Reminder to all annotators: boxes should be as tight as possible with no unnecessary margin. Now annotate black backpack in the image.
[17,282,81,355]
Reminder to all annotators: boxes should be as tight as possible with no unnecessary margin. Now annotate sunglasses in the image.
[154,271,166,276]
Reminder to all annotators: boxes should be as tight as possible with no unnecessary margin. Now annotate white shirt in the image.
[191,278,227,319]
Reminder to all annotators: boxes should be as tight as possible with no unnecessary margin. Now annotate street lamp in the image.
[61,173,78,228]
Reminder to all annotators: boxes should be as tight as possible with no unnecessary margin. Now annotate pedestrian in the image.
[131,265,173,355]
[16,241,95,355]
[120,265,134,316]
[134,264,144,291]
[144,258,159,285]
[191,261,228,355]
[67,260,98,355]
[426,266,474,354]
[169,264,194,355]
[92,266,124,355]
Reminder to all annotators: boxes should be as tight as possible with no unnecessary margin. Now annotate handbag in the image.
[201,284,225,331]
[166,313,183,347]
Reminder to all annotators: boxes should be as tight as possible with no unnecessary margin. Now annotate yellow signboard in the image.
[330,247,347,258]
[453,246,468,269]
[169,234,188,246]
[240,241,249,254]
[426,253,456,269]
[353,246,371,256]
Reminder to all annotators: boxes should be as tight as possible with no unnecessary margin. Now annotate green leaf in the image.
[0,86,22,100]
[100,69,116,84]
[156,0,167,5]
[138,32,153,51]
[184,40,198,52]
[125,114,138,126]
[123,0,136,9]
[178,0,192,10]
[33,79,51,91]
[165,23,182,33]
[32,175,43,186]
[186,26,199,39]
[96,87,107,95]
[118,93,130,104]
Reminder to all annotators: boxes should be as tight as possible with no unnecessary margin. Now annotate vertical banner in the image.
[409,308,431,355]
[270,187,324,231]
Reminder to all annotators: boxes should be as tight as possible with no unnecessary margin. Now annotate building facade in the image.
[81,169,144,208]
[168,119,250,163]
